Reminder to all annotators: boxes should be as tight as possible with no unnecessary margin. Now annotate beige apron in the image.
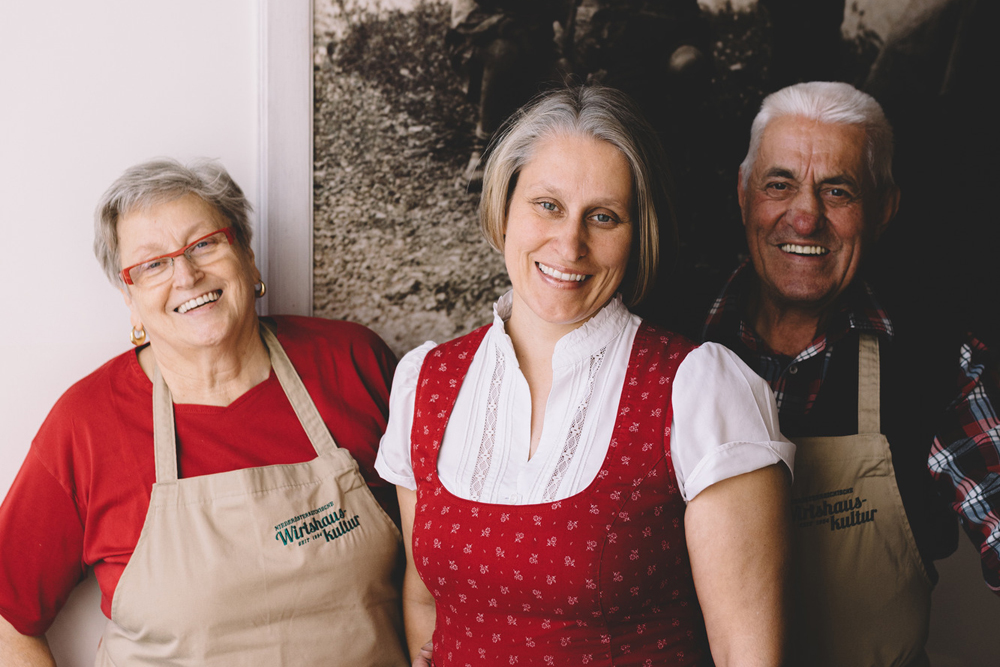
[789,333,933,667]
[94,325,408,666]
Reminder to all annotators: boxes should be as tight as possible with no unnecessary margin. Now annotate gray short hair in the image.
[94,158,253,286]
[740,81,895,193]
[479,85,675,308]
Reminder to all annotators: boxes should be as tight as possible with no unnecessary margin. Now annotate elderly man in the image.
[702,81,1000,666]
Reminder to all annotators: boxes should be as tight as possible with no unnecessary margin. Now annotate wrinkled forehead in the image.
[117,194,229,258]
[756,115,870,185]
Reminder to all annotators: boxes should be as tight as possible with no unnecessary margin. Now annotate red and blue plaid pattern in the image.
[928,337,1000,593]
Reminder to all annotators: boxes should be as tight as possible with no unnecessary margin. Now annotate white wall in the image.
[0,1,262,664]
[0,1,260,487]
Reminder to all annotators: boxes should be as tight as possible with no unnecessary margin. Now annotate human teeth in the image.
[176,290,222,314]
[538,262,587,282]
[780,244,828,256]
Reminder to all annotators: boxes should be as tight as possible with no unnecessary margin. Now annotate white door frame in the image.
[258,0,313,316]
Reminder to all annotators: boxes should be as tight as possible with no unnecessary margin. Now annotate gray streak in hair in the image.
[94,158,253,286]
[479,85,674,307]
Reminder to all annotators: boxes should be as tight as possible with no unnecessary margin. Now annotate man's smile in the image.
[778,243,829,256]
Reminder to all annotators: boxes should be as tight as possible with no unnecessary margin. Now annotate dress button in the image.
[788,364,799,375]
[509,493,520,504]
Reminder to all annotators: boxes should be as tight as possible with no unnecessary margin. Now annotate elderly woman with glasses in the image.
[376,86,795,667]
[0,159,408,666]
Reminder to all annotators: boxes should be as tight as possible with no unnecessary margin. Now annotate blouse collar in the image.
[491,290,633,368]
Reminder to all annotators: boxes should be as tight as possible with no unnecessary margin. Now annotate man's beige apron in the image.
[789,333,933,667]
[94,325,408,666]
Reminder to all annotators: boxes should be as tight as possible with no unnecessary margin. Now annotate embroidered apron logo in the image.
[792,487,878,531]
[274,501,362,546]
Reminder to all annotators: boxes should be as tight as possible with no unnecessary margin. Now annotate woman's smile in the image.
[175,289,223,314]
[117,194,260,355]
[503,132,633,336]
[536,261,589,283]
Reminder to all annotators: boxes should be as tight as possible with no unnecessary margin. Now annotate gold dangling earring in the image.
[129,325,146,346]
[255,280,267,299]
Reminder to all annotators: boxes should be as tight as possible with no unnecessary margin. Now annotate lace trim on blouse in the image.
[542,346,607,501]
[470,346,505,501]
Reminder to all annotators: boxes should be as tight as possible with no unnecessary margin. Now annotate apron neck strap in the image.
[258,321,340,456]
[151,321,340,483]
[152,363,179,483]
[857,332,881,434]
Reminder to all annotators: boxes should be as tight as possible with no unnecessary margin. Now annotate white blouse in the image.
[376,293,794,504]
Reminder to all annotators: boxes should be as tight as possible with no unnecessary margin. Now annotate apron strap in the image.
[152,364,179,483]
[150,321,340,483]
[259,322,339,456]
[857,333,881,434]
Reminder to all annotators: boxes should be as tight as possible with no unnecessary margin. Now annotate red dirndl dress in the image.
[410,322,711,666]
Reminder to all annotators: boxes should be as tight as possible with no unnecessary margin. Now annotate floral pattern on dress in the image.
[411,324,709,666]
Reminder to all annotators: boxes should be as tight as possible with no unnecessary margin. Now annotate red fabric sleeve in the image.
[0,449,87,635]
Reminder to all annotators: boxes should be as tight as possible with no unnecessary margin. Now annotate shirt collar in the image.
[492,290,633,367]
[703,259,894,356]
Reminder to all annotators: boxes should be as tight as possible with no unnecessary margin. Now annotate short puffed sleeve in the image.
[670,342,795,501]
[374,341,437,490]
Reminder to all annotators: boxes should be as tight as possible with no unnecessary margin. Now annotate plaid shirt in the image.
[701,261,894,419]
[703,261,1000,594]
[928,338,1000,593]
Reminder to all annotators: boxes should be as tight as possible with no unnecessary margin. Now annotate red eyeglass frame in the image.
[120,227,236,286]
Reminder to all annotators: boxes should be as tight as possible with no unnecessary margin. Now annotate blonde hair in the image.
[479,86,674,307]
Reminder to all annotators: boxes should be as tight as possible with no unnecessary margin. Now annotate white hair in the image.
[740,81,895,193]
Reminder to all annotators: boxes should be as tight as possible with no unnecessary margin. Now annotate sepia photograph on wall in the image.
[311,0,998,358]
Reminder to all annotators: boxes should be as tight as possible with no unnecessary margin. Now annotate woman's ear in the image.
[120,287,143,331]
[248,248,262,284]
[119,281,147,330]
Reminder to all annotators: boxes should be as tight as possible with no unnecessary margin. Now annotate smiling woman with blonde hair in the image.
[0,159,408,665]
[376,86,796,666]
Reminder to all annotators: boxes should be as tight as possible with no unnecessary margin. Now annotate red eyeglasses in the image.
[120,227,236,286]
